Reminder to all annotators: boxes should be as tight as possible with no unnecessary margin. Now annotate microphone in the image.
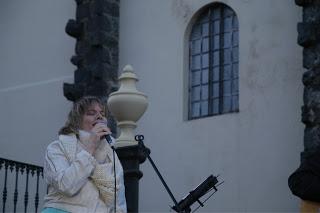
[97,120,113,144]
[105,134,113,145]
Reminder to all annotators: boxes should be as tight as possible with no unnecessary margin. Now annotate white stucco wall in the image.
[119,0,303,212]
[0,0,75,165]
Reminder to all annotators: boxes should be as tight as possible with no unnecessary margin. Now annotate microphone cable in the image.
[111,145,117,213]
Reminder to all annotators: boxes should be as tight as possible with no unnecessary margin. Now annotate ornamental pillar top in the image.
[107,65,148,147]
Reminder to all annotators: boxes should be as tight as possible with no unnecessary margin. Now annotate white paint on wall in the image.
[119,0,303,211]
[0,0,75,165]
[0,0,305,211]
[0,76,73,93]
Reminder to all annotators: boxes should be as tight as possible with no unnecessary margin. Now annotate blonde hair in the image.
[59,96,105,137]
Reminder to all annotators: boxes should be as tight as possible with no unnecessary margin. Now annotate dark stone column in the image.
[115,145,149,213]
[296,0,320,161]
[64,0,120,102]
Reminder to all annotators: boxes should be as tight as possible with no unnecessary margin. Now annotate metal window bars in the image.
[189,3,239,119]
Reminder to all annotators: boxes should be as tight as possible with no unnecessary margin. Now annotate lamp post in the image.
[107,65,148,212]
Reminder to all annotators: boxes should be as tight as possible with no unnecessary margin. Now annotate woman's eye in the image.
[87,111,96,116]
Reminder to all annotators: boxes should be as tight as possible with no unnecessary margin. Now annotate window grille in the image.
[189,4,239,119]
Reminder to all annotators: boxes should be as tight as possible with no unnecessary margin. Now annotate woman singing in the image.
[42,96,127,213]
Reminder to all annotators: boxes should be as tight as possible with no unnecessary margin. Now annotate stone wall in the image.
[296,0,320,160]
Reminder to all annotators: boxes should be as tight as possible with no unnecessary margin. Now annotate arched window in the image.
[188,3,239,119]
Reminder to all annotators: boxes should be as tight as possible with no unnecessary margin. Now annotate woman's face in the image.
[80,102,105,132]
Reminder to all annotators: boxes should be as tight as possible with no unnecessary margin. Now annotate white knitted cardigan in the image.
[60,131,120,206]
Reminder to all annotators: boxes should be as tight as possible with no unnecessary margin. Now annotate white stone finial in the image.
[123,64,133,72]
[107,65,148,147]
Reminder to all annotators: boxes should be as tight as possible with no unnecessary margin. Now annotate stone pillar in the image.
[295,0,320,161]
[108,65,149,213]
[116,144,149,213]
[64,0,120,102]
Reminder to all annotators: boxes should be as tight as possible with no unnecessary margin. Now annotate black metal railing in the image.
[0,158,46,213]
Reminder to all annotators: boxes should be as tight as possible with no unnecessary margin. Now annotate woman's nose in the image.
[96,114,103,120]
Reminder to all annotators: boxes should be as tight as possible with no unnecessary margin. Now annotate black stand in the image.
[134,135,183,212]
[135,135,222,213]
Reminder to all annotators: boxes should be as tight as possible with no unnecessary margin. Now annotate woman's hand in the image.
[83,120,112,155]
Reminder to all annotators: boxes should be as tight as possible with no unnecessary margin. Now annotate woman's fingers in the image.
[92,124,105,133]
[98,128,112,137]
[92,126,111,138]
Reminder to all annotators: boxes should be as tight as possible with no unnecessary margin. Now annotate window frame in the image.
[188,3,239,120]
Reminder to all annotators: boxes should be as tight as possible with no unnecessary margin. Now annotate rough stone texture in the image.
[296,0,320,160]
[297,23,320,47]
[64,0,120,103]
[295,0,320,7]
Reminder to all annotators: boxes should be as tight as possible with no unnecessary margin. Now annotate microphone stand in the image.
[135,135,222,213]
[134,135,184,213]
